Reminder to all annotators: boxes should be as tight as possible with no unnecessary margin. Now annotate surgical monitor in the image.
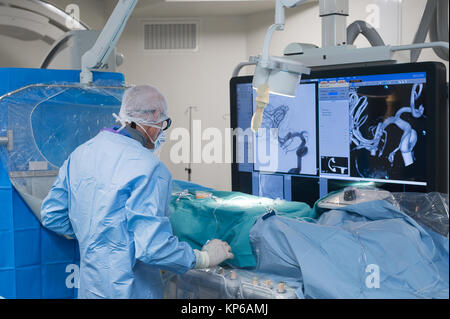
[230,62,447,207]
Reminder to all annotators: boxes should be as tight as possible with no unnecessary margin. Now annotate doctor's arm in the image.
[41,159,75,238]
[125,163,197,274]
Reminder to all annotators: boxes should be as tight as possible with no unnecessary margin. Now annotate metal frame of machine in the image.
[234,0,449,77]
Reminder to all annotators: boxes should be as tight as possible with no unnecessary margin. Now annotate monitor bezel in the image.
[230,75,253,192]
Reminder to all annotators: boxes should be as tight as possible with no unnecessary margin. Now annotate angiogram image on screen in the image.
[349,83,426,182]
[254,83,317,175]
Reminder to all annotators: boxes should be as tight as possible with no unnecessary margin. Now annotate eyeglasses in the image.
[161,118,172,131]
[135,118,172,131]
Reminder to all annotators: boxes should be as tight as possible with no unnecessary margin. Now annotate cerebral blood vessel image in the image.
[261,104,309,174]
[349,83,425,180]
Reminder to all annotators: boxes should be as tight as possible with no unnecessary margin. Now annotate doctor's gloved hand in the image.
[193,239,234,269]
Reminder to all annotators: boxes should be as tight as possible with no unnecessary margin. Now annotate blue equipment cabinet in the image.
[0,68,124,299]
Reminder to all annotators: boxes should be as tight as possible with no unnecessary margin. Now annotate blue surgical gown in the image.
[41,130,196,298]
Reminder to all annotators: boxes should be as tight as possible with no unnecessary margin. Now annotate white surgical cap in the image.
[116,85,169,128]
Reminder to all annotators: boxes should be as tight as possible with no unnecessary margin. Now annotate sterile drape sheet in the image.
[250,199,449,299]
[170,180,316,268]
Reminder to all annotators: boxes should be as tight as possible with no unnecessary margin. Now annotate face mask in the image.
[154,130,166,150]
[152,131,166,158]
[135,122,165,151]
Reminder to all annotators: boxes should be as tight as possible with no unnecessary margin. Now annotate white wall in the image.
[115,15,248,190]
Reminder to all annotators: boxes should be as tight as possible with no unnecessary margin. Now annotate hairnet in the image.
[115,85,169,128]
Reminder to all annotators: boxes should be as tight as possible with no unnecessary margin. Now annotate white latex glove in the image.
[194,239,234,269]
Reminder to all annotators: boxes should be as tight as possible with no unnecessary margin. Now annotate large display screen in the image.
[230,62,447,205]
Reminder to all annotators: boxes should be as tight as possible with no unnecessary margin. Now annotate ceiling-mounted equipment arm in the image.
[253,0,310,99]
[80,0,138,84]
[259,0,307,68]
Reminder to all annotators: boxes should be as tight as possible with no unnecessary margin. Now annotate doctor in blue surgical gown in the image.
[41,85,233,299]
